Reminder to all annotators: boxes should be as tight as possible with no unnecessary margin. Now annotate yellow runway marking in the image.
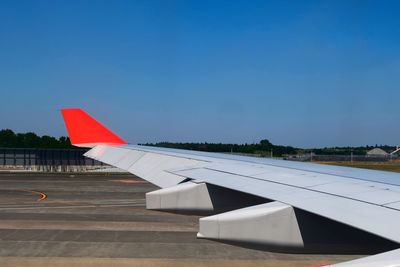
[19,190,47,201]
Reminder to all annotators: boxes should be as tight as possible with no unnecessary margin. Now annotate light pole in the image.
[350,150,353,164]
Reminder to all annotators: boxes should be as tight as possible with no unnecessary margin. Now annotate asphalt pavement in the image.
[0,173,360,266]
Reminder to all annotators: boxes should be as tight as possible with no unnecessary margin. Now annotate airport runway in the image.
[0,173,361,267]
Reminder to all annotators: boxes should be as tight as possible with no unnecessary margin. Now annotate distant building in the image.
[367,148,388,156]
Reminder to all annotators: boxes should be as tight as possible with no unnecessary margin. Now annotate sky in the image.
[0,0,399,148]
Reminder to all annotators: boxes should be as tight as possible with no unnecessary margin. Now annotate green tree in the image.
[0,129,17,147]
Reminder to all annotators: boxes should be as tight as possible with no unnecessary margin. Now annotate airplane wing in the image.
[61,108,400,267]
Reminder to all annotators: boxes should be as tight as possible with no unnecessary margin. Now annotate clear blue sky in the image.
[0,0,399,148]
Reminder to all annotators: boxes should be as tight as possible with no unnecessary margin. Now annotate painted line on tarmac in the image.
[18,190,47,201]
[0,189,47,202]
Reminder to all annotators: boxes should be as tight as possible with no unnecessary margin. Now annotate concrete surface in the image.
[0,173,361,266]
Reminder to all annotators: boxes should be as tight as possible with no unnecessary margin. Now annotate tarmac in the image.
[0,173,361,267]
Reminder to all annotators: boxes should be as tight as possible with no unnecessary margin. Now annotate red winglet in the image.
[61,108,127,147]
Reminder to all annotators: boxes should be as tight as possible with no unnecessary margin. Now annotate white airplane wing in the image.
[61,108,400,267]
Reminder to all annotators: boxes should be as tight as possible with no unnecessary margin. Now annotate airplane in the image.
[61,108,400,267]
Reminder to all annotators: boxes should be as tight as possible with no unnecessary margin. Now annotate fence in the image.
[0,148,106,172]
[283,154,399,162]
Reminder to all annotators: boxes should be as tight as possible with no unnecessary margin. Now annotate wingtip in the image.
[60,108,126,148]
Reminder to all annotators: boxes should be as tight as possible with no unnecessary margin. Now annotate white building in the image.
[366,148,388,156]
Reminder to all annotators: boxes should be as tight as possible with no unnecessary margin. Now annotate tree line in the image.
[144,141,396,157]
[0,129,74,149]
[1,129,396,156]
[144,139,297,157]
